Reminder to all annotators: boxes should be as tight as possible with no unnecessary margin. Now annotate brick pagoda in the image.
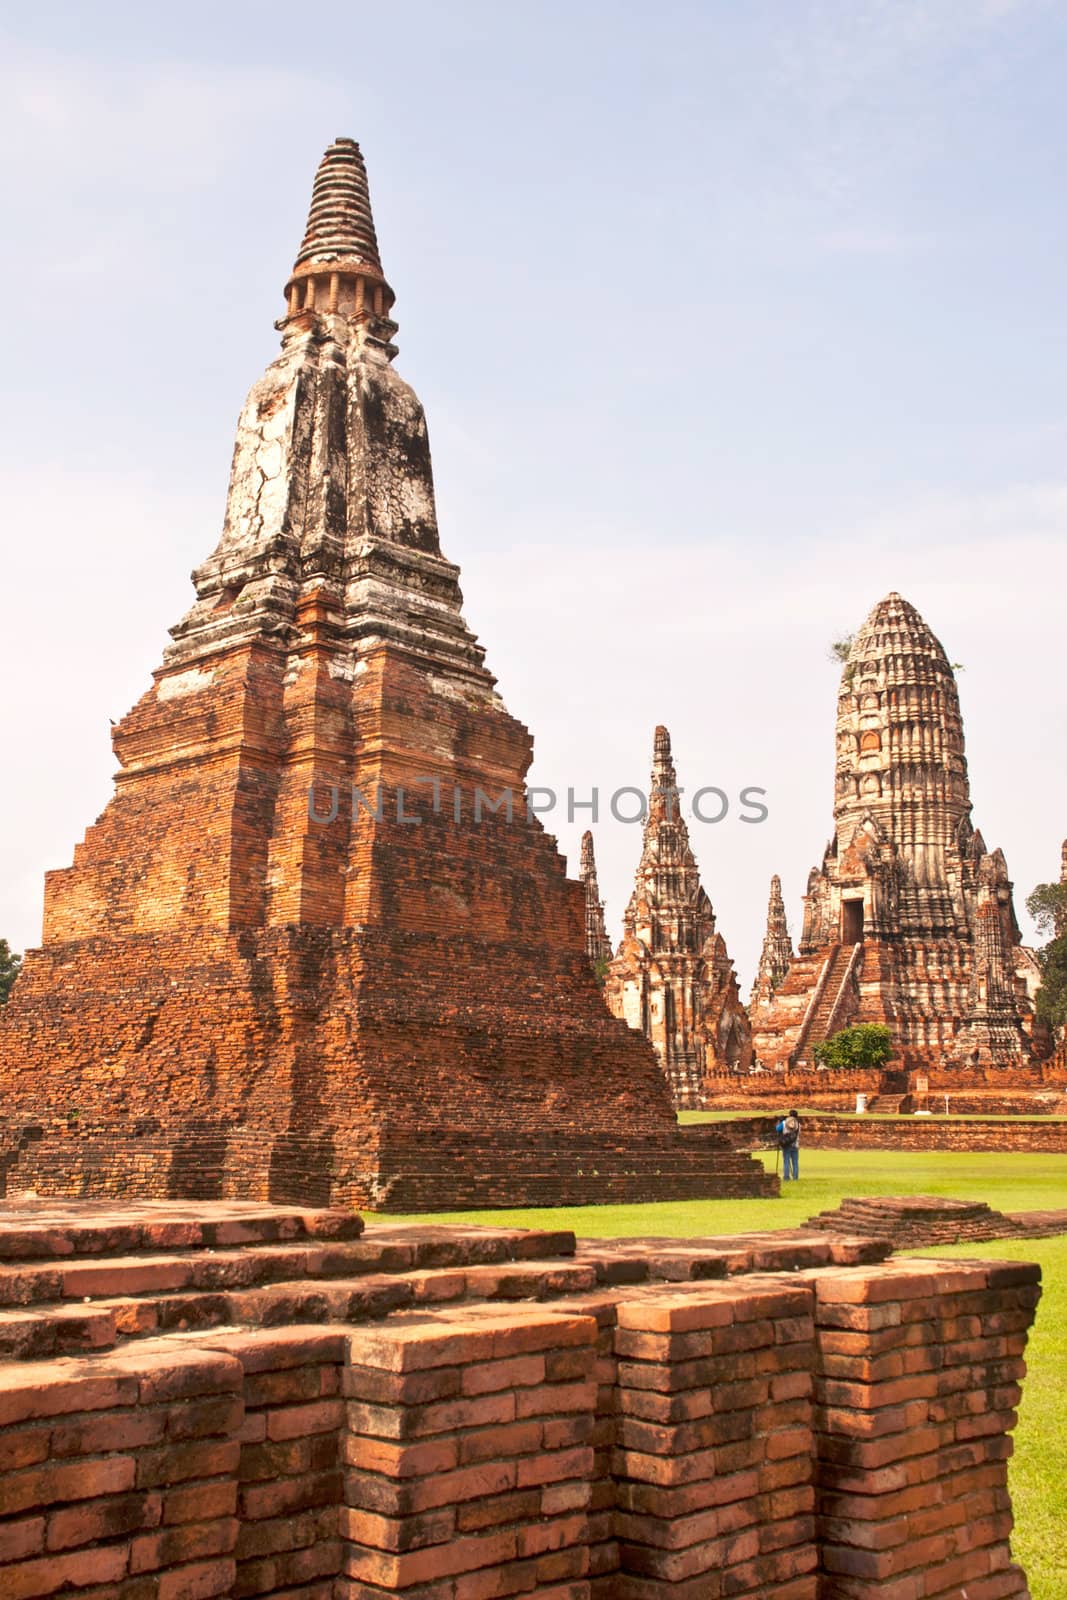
[750,593,1036,1072]
[0,140,773,1209]
[604,727,752,1107]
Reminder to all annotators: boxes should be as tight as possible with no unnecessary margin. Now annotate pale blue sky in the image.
[1,0,1065,981]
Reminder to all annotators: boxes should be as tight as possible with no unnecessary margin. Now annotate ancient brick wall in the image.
[703,1061,1066,1121]
[798,1116,1067,1153]
[702,1070,894,1112]
[0,1259,1040,1598]
[706,1112,1067,1156]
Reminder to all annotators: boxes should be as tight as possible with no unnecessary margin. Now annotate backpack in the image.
[779,1115,800,1149]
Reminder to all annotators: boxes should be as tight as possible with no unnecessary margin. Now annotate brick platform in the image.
[0,1202,1042,1598]
[807,1196,1067,1250]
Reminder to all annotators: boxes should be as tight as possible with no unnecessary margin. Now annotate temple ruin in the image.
[0,139,773,1209]
[750,593,1037,1073]
[604,727,752,1107]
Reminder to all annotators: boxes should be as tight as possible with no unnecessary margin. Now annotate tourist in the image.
[777,1108,801,1181]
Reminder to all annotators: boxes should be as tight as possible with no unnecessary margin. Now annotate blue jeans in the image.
[782,1144,799,1180]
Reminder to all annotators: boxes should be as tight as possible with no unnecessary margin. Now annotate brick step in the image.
[580,1231,890,1281]
[812,1199,998,1225]
[0,1302,119,1360]
[372,1131,778,1208]
[382,1148,767,1167]
[0,1226,893,1358]
[862,1095,906,1113]
[0,1259,604,1358]
[0,1227,580,1308]
[0,1201,366,1262]
[379,1163,779,1208]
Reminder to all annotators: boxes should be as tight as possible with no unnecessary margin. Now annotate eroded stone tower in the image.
[0,139,773,1207]
[750,875,795,1014]
[604,727,752,1107]
[578,830,613,968]
[750,592,1032,1071]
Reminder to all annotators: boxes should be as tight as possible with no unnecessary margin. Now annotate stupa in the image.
[604,727,752,1107]
[750,593,1033,1071]
[0,140,773,1207]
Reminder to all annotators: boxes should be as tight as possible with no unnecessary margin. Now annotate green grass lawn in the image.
[374,1148,1066,1598]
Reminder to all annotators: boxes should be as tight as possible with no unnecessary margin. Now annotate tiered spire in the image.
[579,832,614,968]
[750,875,794,1010]
[283,137,395,332]
[296,138,384,270]
[166,136,490,684]
[834,591,969,886]
[649,725,679,820]
[605,726,752,1106]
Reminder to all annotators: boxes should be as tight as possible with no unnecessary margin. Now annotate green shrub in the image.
[813,1022,893,1071]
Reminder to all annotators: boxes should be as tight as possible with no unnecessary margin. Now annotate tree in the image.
[1026,881,1067,940]
[829,635,854,665]
[813,1022,893,1071]
[0,939,21,1006]
[1025,881,1067,1032]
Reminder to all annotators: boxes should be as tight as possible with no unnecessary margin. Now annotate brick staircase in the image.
[791,942,859,1066]
[861,1093,906,1113]
[0,1200,889,1363]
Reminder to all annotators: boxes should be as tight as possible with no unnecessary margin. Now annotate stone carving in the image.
[604,726,752,1107]
[750,592,1034,1072]
[0,139,773,1207]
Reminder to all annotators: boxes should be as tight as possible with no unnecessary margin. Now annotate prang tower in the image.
[750,593,1032,1071]
[578,831,613,968]
[0,139,773,1207]
[604,727,752,1107]
[750,876,795,1015]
